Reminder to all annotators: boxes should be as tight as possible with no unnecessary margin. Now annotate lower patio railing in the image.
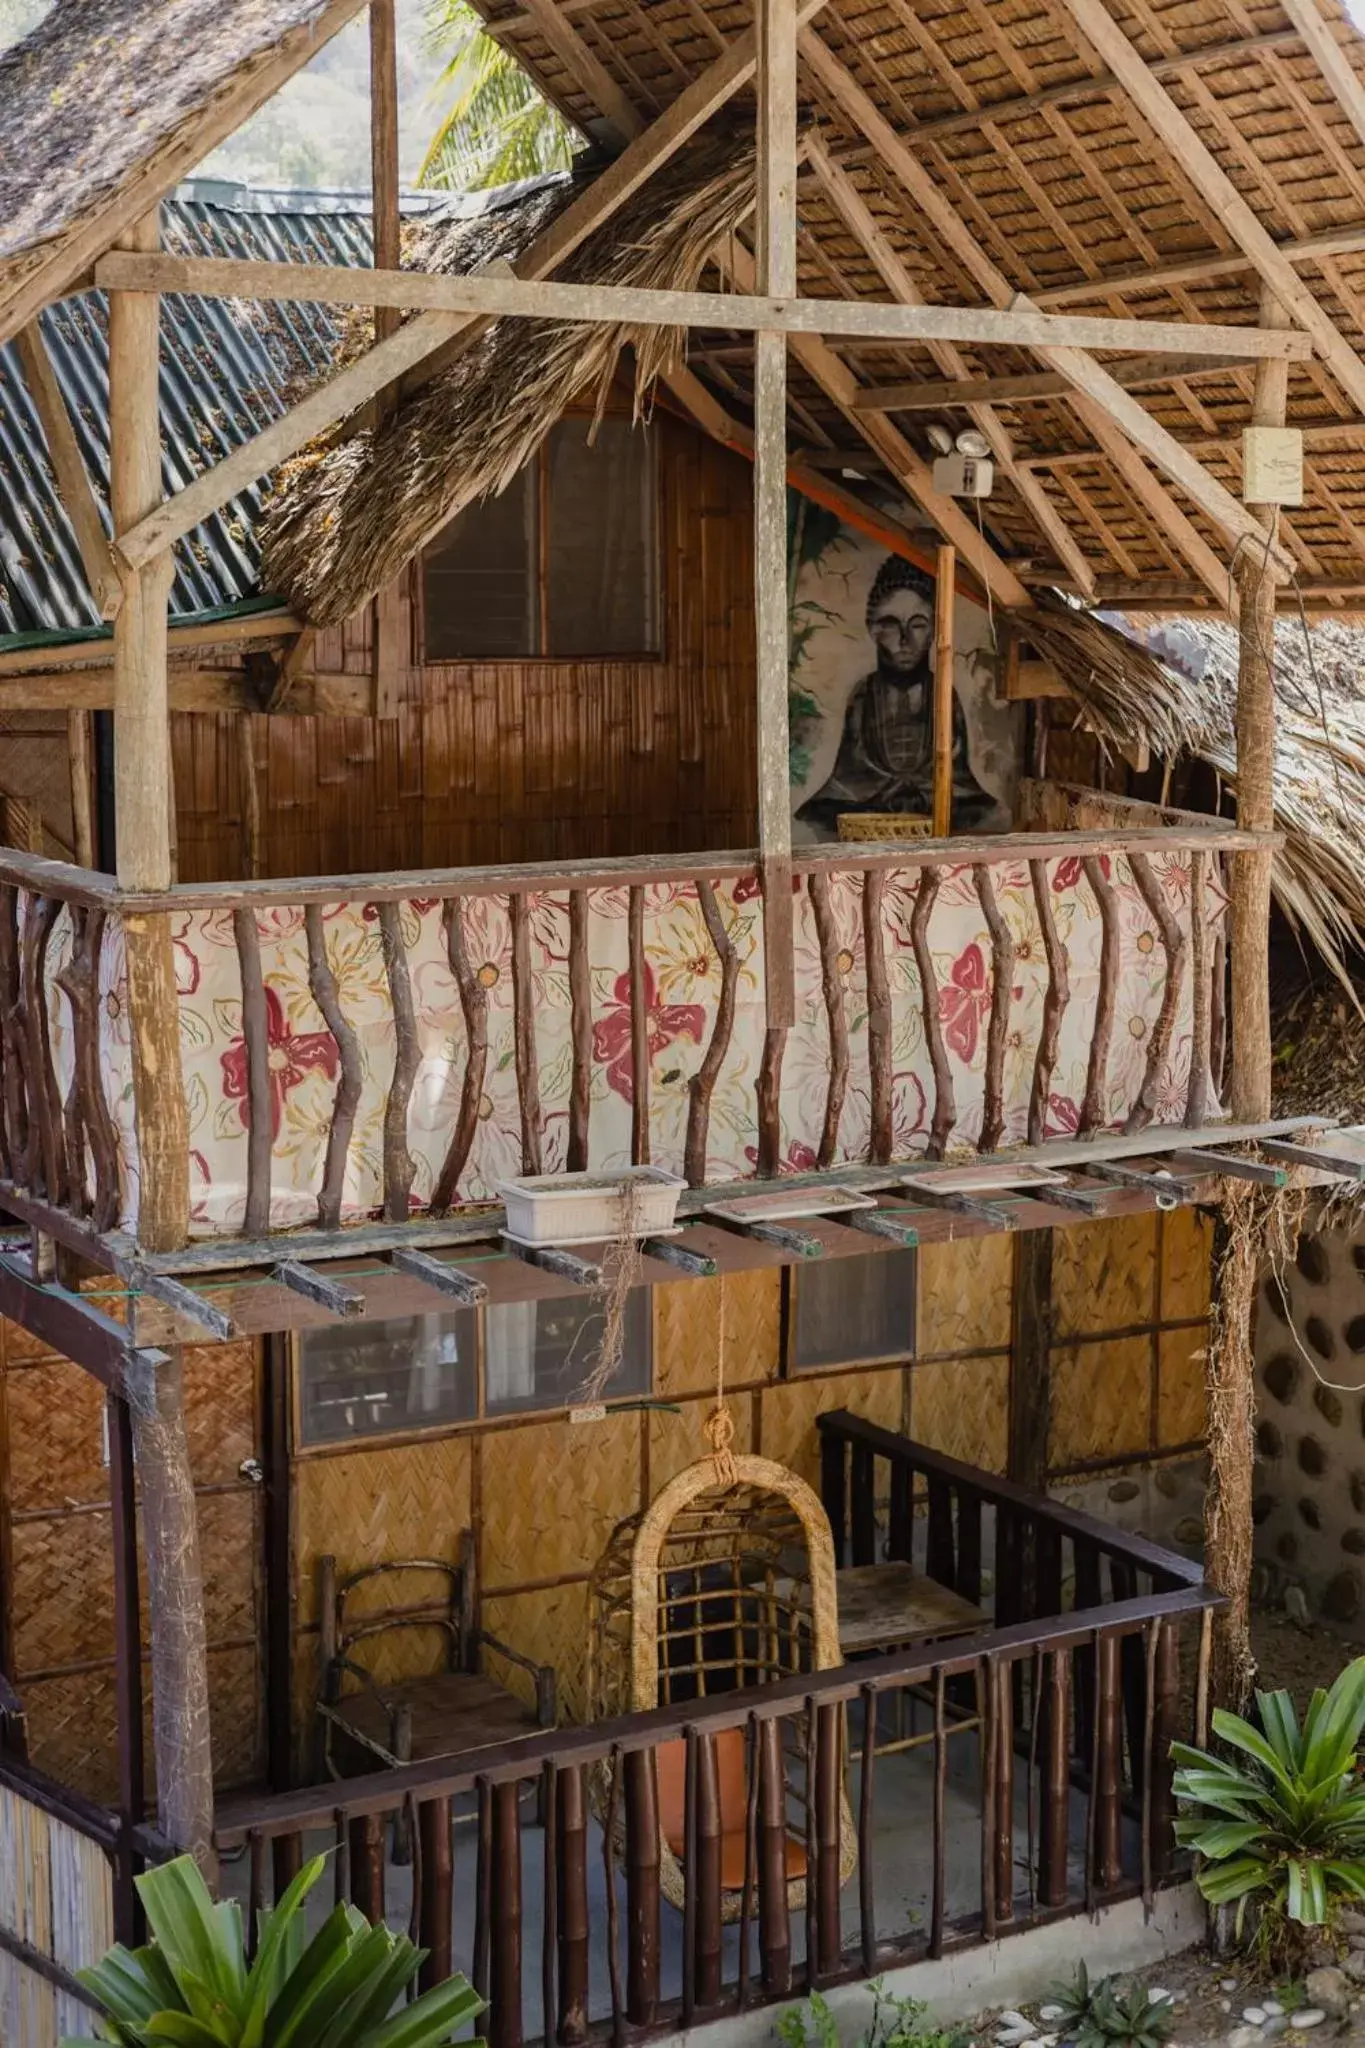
[215,1579,1219,2047]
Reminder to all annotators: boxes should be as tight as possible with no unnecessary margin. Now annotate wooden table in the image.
[835,1563,984,1758]
[835,1563,982,1655]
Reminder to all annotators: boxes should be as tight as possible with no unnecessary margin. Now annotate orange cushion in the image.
[654,1730,808,1885]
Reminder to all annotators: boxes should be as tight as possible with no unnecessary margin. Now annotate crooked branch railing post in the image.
[0,821,1248,1257]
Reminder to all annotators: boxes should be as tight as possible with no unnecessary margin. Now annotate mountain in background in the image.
[1,0,452,191]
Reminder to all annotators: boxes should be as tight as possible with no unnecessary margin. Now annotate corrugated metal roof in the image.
[0,181,449,637]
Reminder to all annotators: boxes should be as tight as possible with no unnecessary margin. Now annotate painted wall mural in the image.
[788,501,1020,841]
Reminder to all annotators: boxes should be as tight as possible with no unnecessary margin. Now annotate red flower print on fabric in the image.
[591,964,705,1103]
[221,985,339,1140]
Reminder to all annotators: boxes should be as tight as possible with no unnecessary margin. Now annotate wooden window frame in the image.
[290,1287,658,1454]
[417,423,665,668]
[781,1253,919,1378]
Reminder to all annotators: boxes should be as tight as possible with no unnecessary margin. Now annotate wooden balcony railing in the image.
[212,1428,1218,2048]
[0,821,1253,1248]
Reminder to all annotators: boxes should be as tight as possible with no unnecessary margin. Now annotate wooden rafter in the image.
[853,354,1250,411]
[797,31,1293,597]
[15,321,121,619]
[1034,222,1365,309]
[513,0,644,142]
[1052,0,1365,416]
[805,136,1096,594]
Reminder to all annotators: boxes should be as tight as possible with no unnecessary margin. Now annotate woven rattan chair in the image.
[589,1453,856,1919]
[316,1531,555,1780]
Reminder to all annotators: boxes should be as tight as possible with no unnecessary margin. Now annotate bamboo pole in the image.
[932,544,955,837]
[110,210,189,1251]
[754,0,797,1050]
[67,711,95,868]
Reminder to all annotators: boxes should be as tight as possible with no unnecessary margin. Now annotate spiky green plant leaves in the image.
[63,1852,483,2048]
[1171,1654,1365,1955]
[421,0,577,191]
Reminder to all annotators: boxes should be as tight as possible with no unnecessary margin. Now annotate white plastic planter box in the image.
[499,1167,686,1247]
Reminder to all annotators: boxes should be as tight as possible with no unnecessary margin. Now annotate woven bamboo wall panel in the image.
[757,1367,905,1490]
[1158,1329,1207,1448]
[5,1361,108,1511]
[20,1670,120,1805]
[909,1354,1010,1471]
[292,1434,473,1627]
[1050,1337,1153,1468]
[197,1491,260,1642]
[172,417,757,882]
[10,1511,114,1673]
[480,1411,643,1589]
[207,1642,265,1791]
[917,1236,1013,1355]
[1052,1216,1158,1339]
[482,1583,591,1724]
[1160,1209,1214,1324]
[182,1343,257,1485]
[0,1314,64,1367]
[649,1393,754,1495]
[655,1269,779,1398]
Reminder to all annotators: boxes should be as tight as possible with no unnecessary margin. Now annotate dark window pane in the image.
[298,1312,478,1445]
[423,464,539,658]
[545,418,658,656]
[791,1253,917,1372]
[485,1289,652,1414]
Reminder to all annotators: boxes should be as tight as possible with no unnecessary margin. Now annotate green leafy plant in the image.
[421,0,577,190]
[65,1849,483,2047]
[778,1980,971,2048]
[1170,1656,1365,1960]
[1043,1964,1175,2048]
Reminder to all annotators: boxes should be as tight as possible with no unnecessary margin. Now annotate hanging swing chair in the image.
[589,1424,858,1919]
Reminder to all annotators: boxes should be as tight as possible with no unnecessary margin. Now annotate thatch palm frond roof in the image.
[0,0,364,340]
[258,125,756,625]
[1037,601,1365,993]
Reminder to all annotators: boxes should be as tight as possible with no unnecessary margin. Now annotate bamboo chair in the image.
[589,1453,857,1919]
[316,1531,556,1782]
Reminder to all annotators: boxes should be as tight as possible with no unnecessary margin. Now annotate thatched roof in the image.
[0,0,363,338]
[1042,603,1365,994]
[259,126,756,625]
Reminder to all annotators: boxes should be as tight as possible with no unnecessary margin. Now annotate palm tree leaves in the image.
[420,0,577,190]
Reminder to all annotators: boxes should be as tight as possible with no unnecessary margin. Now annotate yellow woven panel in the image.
[1158,1328,1207,1448]
[21,1670,120,1806]
[1050,1336,1153,1467]
[1160,1207,1214,1324]
[1,1314,63,1367]
[656,1269,780,1397]
[1052,1215,1158,1339]
[917,1237,1013,1354]
[292,1434,472,1626]
[483,1582,590,1723]
[208,1643,265,1792]
[197,1491,259,1642]
[649,1393,753,1493]
[5,1360,108,1512]
[182,1343,257,1486]
[11,1511,114,1674]
[757,1366,904,1490]
[480,1410,642,1588]
[910,1353,1009,1470]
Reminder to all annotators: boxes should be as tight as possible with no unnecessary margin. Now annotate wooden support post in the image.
[108,1390,145,1944]
[754,0,796,1039]
[1229,283,1287,1123]
[370,0,401,349]
[68,710,95,869]
[110,213,189,1251]
[124,1348,215,1870]
[931,544,955,837]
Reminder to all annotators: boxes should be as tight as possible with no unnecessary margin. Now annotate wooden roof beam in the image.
[1035,223,1365,309]
[715,240,1030,607]
[15,322,122,620]
[798,28,1291,598]
[804,135,1097,595]
[0,0,371,349]
[95,0,834,581]
[855,353,1252,411]
[1053,0,1365,417]
[511,0,644,144]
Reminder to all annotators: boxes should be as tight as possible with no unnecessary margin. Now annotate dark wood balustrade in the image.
[210,1432,1218,2048]
[0,821,1253,1255]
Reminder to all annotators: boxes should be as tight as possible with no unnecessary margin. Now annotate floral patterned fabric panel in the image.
[67,850,1221,1235]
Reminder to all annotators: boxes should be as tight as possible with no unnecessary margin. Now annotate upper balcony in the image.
[0,809,1271,1281]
